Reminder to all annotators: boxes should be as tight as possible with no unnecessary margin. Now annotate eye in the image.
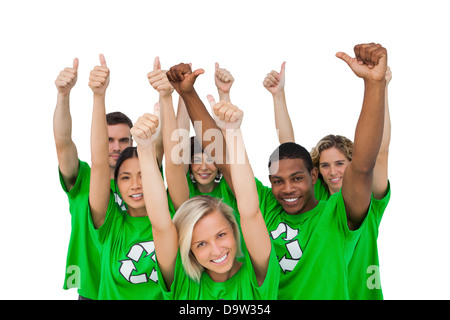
[197,242,206,248]
[120,138,130,144]
[293,176,303,182]
[320,164,329,168]
[109,138,114,143]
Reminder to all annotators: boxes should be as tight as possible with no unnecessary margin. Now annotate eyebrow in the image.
[191,227,230,246]
[271,171,304,179]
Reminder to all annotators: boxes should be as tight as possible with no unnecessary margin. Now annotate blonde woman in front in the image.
[131,98,279,300]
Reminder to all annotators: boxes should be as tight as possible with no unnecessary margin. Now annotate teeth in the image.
[212,253,227,263]
[130,194,143,198]
[284,198,298,203]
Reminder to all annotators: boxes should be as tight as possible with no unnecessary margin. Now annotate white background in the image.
[0,0,448,300]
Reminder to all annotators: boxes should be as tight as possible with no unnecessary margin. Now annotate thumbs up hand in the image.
[336,43,387,82]
[89,54,110,95]
[207,94,243,131]
[263,61,286,95]
[55,58,79,95]
[130,103,161,149]
[147,56,174,97]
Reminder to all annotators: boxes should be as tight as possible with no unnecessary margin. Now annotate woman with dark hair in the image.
[88,55,163,300]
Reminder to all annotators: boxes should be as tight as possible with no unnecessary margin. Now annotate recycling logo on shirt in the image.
[270,222,303,273]
[119,241,158,284]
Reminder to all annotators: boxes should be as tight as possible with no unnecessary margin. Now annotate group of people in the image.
[54,42,391,300]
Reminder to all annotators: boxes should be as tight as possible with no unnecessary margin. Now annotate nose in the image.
[282,181,295,195]
[210,241,222,256]
[330,164,337,176]
[131,177,142,190]
[111,139,120,152]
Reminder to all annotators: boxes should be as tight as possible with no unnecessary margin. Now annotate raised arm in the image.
[148,57,189,211]
[263,62,295,143]
[336,43,388,230]
[372,66,392,199]
[53,58,80,191]
[167,63,235,194]
[209,95,272,286]
[131,107,179,289]
[88,54,111,229]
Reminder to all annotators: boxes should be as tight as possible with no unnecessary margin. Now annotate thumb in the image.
[335,52,353,67]
[153,56,161,71]
[99,53,107,67]
[215,62,219,71]
[192,68,205,78]
[280,61,286,74]
[73,58,79,70]
[207,94,217,115]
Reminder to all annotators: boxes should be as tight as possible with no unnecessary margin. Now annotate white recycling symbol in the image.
[119,241,158,284]
[270,222,302,273]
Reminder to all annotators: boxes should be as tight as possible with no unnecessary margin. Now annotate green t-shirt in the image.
[157,245,280,300]
[255,178,368,300]
[314,179,391,300]
[59,160,99,299]
[93,193,164,300]
[60,160,127,299]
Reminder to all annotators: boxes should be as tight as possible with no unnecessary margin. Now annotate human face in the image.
[191,153,219,191]
[269,158,318,215]
[108,123,132,168]
[116,157,146,216]
[190,210,239,282]
[319,147,350,195]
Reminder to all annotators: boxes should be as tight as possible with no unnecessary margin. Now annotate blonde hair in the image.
[310,134,353,182]
[172,195,243,283]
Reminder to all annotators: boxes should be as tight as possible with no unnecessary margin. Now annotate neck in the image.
[127,206,148,218]
[207,259,242,283]
[197,181,217,194]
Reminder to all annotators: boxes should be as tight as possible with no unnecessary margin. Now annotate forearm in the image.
[352,79,386,172]
[224,129,258,215]
[89,93,110,228]
[54,92,79,189]
[272,90,295,143]
[218,90,231,103]
[138,144,175,234]
[161,95,189,210]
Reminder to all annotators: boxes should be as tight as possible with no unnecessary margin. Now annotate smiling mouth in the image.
[130,193,143,199]
[329,177,342,183]
[281,197,300,205]
[211,253,228,264]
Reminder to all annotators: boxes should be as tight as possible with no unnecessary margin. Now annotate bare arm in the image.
[131,108,179,289]
[148,57,189,211]
[53,58,80,191]
[337,43,388,230]
[263,62,295,143]
[88,54,111,229]
[175,95,191,175]
[372,66,392,199]
[209,96,272,286]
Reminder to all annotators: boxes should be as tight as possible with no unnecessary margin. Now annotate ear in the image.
[310,167,319,185]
